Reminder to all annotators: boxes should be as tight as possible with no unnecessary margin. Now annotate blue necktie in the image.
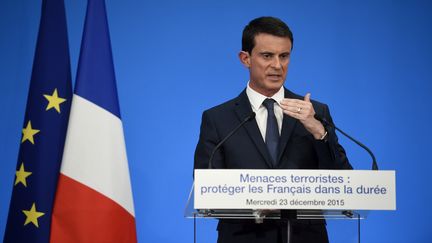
[263,98,280,166]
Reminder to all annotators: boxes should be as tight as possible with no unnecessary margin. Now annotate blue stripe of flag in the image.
[74,0,121,118]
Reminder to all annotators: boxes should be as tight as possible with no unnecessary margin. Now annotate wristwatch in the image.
[319,130,328,141]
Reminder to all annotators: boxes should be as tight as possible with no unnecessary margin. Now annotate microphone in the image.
[314,114,379,170]
[208,112,256,169]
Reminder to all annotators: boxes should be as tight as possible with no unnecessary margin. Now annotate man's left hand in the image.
[279,93,326,140]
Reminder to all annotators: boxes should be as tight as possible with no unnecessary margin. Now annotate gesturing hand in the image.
[279,93,326,140]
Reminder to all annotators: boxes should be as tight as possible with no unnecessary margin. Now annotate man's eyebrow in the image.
[258,51,291,55]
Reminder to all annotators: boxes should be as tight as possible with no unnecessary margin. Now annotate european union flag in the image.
[3,0,72,242]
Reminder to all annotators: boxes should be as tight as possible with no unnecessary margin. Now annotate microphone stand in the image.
[208,112,256,169]
[314,114,379,170]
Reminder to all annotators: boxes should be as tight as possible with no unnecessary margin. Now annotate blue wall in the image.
[1,0,432,242]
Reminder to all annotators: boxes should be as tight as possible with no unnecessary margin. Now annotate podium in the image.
[185,169,395,243]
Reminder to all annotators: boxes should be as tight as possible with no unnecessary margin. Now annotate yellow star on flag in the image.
[15,163,32,187]
[22,203,45,227]
[43,88,67,113]
[21,121,40,144]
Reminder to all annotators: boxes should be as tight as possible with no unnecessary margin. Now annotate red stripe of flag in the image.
[51,174,137,243]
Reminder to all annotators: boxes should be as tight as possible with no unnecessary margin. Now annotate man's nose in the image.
[271,57,282,69]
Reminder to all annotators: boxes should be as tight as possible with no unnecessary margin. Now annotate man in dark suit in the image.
[194,16,352,243]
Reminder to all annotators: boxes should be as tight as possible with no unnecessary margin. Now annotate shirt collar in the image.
[246,81,285,110]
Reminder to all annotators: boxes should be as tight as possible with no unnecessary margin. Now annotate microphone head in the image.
[249,112,256,120]
[314,114,330,126]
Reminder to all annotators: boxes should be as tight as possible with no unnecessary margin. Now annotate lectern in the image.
[185,169,396,243]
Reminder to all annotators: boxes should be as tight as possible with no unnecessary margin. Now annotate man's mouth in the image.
[267,74,282,80]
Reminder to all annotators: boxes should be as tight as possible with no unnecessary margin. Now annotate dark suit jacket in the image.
[194,88,352,243]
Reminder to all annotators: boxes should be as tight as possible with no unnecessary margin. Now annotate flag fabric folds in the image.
[50,0,137,242]
[3,0,72,242]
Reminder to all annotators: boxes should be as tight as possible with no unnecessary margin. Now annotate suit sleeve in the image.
[313,104,353,169]
[194,111,226,170]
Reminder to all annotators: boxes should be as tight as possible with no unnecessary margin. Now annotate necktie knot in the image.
[262,98,276,111]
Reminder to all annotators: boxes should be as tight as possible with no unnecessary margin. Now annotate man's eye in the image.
[262,54,272,59]
[280,54,290,60]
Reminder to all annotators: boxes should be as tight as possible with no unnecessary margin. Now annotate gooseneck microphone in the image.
[314,114,379,170]
[208,112,256,169]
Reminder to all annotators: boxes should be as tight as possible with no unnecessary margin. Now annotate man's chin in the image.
[266,80,284,89]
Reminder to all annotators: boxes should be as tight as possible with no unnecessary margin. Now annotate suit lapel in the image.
[234,90,274,168]
[277,88,298,162]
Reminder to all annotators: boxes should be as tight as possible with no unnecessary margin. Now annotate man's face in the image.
[239,33,292,97]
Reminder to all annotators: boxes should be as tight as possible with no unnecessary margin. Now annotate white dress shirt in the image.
[246,82,284,141]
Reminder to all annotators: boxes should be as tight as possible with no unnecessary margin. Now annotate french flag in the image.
[50,0,137,242]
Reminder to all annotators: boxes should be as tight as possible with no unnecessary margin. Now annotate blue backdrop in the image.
[1,1,431,242]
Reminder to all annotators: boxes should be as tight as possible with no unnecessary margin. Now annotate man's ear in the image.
[238,51,251,68]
